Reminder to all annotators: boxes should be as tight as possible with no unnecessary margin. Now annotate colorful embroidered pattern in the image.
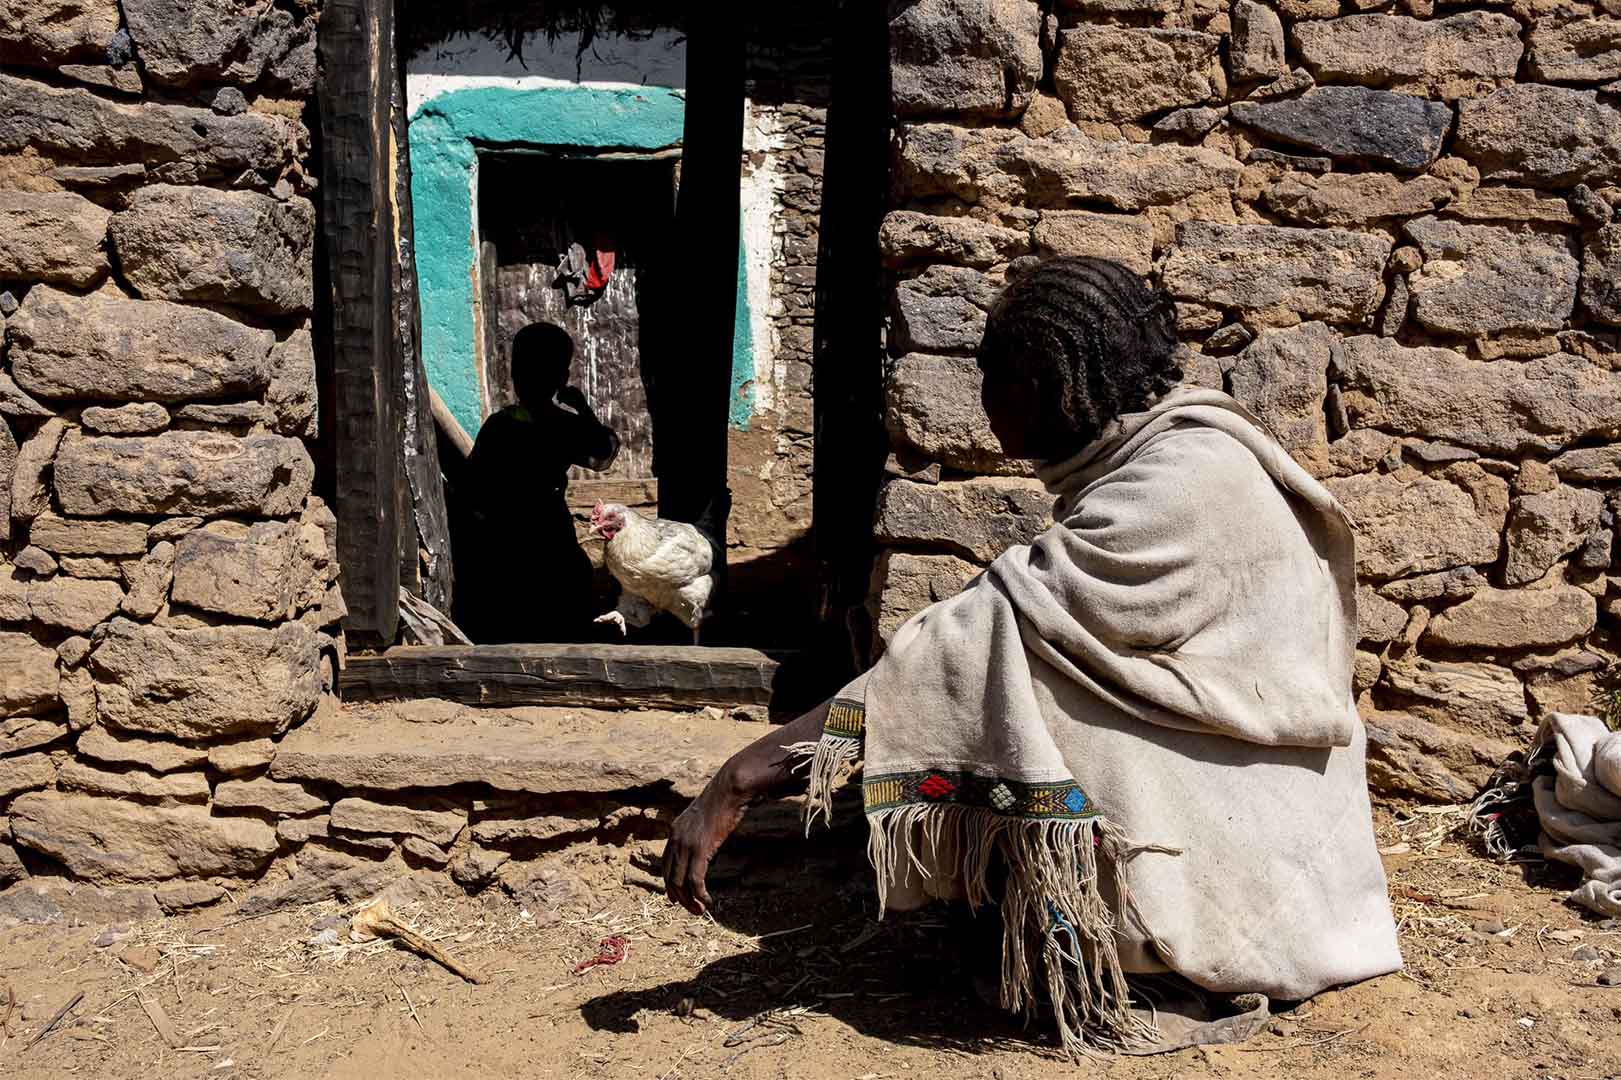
[823,698,866,740]
[862,768,1098,821]
[818,696,1099,822]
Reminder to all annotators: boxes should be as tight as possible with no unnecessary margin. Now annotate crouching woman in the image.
[662,257,1401,1054]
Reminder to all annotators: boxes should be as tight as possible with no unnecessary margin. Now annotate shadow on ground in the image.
[578,830,1056,1057]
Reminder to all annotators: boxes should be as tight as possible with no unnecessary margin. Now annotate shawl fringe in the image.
[790,734,1161,1056]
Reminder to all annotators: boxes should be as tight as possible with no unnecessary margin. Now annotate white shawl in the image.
[802,389,1401,1052]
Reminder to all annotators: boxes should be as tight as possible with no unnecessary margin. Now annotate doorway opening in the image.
[444,150,678,645]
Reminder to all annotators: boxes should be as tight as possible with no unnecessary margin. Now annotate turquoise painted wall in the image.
[408,83,756,437]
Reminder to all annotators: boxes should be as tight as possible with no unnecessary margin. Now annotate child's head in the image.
[510,322,575,405]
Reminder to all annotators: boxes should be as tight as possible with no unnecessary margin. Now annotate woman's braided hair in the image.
[977,256,1182,451]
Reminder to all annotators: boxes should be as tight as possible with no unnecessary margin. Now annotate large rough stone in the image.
[28,514,148,557]
[266,326,317,437]
[214,777,327,816]
[0,0,120,66]
[1554,446,1621,482]
[120,0,316,93]
[1031,209,1153,274]
[75,726,206,773]
[1582,223,1621,326]
[89,617,320,739]
[1363,708,1515,802]
[897,122,1244,210]
[1163,222,1391,323]
[1447,186,1578,226]
[0,752,55,799]
[10,286,272,403]
[0,74,301,186]
[1402,217,1578,336]
[886,354,1025,476]
[1230,87,1452,172]
[1382,657,1530,737]
[1338,337,1621,456]
[892,266,997,354]
[27,575,123,633]
[273,705,766,805]
[1505,486,1607,586]
[10,417,65,523]
[1456,85,1621,186]
[110,185,314,315]
[0,715,65,756]
[207,737,274,775]
[331,798,467,846]
[8,792,278,883]
[58,665,95,730]
[0,834,23,888]
[1528,17,1621,83]
[172,519,325,622]
[1326,464,1507,579]
[874,476,1050,564]
[120,540,174,619]
[236,846,408,918]
[879,211,1029,269]
[0,878,168,927]
[80,403,171,436]
[1357,585,1408,644]
[1262,173,1452,227]
[1292,12,1523,99]
[1054,26,1220,122]
[54,431,313,518]
[57,760,208,802]
[1231,0,1287,81]
[0,192,110,288]
[1425,585,1598,650]
[890,0,1042,119]
[1227,322,1336,474]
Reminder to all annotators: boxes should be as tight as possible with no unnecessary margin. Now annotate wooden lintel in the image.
[340,643,791,710]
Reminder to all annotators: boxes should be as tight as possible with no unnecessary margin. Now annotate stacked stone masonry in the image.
[879,0,1621,804]
[0,0,350,898]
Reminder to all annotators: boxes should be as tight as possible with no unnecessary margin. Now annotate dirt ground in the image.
[2,806,1618,1080]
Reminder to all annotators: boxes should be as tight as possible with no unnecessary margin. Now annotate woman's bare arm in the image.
[662,699,832,914]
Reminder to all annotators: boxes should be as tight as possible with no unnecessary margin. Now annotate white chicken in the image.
[589,502,717,644]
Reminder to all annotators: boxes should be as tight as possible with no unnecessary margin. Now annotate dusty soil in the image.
[2,807,1618,1080]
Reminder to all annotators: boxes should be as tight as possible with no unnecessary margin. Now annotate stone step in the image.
[270,698,771,800]
[339,643,796,711]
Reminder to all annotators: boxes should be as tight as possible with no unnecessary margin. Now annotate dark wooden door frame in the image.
[317,0,404,647]
[318,1,885,675]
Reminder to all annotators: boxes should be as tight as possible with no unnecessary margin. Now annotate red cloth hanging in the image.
[583,233,616,291]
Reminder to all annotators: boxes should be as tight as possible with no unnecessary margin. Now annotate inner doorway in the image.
[446,151,677,643]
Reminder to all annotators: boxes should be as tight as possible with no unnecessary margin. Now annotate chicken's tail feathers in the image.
[691,488,731,556]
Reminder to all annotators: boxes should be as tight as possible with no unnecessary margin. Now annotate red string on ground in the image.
[573,936,629,976]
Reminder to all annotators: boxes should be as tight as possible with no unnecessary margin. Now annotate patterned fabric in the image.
[830,698,1100,822]
[823,697,866,740]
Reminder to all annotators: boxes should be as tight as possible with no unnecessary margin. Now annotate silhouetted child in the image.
[460,323,619,643]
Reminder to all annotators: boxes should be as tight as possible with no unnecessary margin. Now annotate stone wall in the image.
[877,0,1621,802]
[0,0,340,896]
[725,34,832,632]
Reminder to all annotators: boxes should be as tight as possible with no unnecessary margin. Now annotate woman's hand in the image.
[663,762,751,914]
[659,699,836,915]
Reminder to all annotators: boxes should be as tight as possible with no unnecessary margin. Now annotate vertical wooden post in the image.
[647,11,746,538]
[389,14,455,614]
[812,0,892,667]
[318,0,401,646]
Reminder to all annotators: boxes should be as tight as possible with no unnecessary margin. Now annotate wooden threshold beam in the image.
[340,643,796,710]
